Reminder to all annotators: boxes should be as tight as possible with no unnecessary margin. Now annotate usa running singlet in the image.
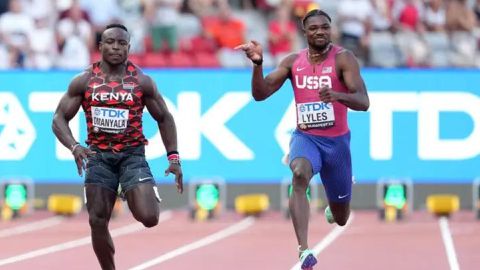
[82,61,147,151]
[290,44,349,137]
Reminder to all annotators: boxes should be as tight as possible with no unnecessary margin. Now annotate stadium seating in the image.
[369,32,401,68]
[193,51,221,68]
[423,32,450,67]
[142,52,168,68]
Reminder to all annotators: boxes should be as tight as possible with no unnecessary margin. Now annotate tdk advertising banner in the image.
[0,69,478,184]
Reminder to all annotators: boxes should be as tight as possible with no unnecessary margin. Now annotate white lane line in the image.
[0,216,64,238]
[129,216,255,270]
[439,216,460,270]
[290,212,354,270]
[0,211,172,267]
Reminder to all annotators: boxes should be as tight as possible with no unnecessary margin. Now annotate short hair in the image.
[302,9,332,27]
[104,23,128,33]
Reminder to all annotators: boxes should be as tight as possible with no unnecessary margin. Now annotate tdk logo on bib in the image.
[92,106,129,133]
[94,107,127,118]
[299,103,331,112]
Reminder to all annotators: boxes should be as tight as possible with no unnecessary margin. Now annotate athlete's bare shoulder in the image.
[278,52,300,71]
[334,48,359,70]
[136,68,156,97]
[68,68,91,96]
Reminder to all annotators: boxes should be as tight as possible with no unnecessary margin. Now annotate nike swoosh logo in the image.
[338,194,349,199]
[139,177,152,182]
[296,67,306,72]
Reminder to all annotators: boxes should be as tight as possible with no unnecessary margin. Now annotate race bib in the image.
[297,101,335,129]
[91,106,129,134]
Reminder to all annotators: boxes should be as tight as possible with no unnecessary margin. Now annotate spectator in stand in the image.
[268,5,297,64]
[202,2,245,49]
[59,0,89,21]
[475,0,480,25]
[79,0,121,46]
[56,0,93,69]
[186,0,218,17]
[337,0,374,65]
[0,0,34,68]
[291,0,318,20]
[22,0,57,27]
[145,0,181,52]
[256,0,282,12]
[370,0,394,32]
[423,0,446,32]
[446,0,477,67]
[445,0,476,32]
[392,0,425,32]
[117,0,148,53]
[29,13,57,69]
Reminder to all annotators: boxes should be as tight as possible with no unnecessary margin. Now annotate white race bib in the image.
[91,106,129,134]
[296,101,335,129]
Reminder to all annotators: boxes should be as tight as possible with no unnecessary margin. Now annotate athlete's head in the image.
[99,24,130,65]
[302,9,332,51]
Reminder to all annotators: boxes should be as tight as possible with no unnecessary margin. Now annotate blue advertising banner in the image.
[0,69,478,184]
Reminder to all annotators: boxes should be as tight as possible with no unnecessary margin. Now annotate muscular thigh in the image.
[289,130,321,175]
[319,132,353,203]
[125,183,160,217]
[85,184,117,218]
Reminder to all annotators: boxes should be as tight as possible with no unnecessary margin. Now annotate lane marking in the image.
[290,212,354,270]
[0,216,64,238]
[439,216,460,270]
[129,216,255,270]
[0,211,172,267]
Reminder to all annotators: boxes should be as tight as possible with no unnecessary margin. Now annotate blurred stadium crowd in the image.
[0,0,479,69]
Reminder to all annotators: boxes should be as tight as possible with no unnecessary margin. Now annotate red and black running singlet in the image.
[82,61,147,151]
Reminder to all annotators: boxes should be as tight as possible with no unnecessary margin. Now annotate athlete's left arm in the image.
[321,50,370,111]
[140,73,183,193]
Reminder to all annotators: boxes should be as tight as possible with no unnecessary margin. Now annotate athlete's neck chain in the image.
[307,42,332,61]
[308,42,332,73]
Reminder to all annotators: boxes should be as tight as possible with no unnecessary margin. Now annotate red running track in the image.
[0,209,478,270]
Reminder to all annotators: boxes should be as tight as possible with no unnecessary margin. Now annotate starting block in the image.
[377,178,413,222]
[235,193,269,216]
[48,194,82,216]
[427,194,459,217]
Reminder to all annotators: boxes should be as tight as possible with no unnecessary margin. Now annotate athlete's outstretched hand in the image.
[72,146,96,176]
[319,86,340,103]
[165,163,183,193]
[234,40,263,63]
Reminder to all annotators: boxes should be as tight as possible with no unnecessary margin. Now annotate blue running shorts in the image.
[289,129,353,203]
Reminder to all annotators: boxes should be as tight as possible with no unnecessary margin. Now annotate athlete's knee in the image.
[292,168,310,184]
[335,217,348,226]
[333,212,350,226]
[139,212,159,228]
[89,215,109,231]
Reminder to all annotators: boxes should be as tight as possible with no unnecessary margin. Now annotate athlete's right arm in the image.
[235,41,293,101]
[52,72,95,176]
[52,72,88,149]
